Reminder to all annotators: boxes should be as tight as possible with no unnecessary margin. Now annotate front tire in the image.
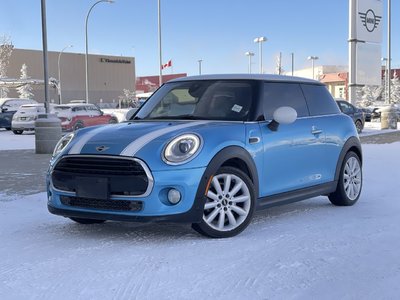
[192,166,255,238]
[73,122,84,131]
[329,151,362,206]
[69,217,106,224]
[109,117,118,124]
[12,130,23,135]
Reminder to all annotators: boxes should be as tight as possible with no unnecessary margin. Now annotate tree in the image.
[0,35,13,98]
[16,63,34,99]
[390,71,400,104]
[359,85,375,107]
[118,89,138,108]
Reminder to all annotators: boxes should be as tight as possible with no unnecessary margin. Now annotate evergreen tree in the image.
[16,63,34,99]
[360,85,375,107]
[0,35,13,98]
[391,71,400,104]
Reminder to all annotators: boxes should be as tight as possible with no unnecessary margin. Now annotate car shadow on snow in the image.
[49,197,334,242]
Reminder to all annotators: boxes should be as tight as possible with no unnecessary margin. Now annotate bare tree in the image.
[0,35,13,98]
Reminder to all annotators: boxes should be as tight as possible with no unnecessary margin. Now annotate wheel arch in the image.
[190,146,259,223]
[334,136,362,182]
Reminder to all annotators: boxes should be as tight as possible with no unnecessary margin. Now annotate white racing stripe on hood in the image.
[120,121,209,157]
[68,126,110,154]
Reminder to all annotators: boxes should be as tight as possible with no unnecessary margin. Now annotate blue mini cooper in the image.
[47,74,362,238]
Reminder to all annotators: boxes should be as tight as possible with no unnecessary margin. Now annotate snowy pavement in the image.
[1,143,400,299]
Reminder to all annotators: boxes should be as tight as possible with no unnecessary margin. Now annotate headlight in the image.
[53,133,74,156]
[163,134,202,165]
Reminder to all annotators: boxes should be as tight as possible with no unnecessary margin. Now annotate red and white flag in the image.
[161,59,172,70]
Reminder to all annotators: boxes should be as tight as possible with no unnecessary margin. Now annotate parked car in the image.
[336,100,365,133]
[53,103,118,131]
[11,103,52,134]
[47,74,363,238]
[361,108,372,122]
[0,98,37,130]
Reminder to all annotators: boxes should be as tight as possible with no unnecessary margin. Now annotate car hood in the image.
[62,120,246,170]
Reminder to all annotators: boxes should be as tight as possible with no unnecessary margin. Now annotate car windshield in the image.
[133,80,255,121]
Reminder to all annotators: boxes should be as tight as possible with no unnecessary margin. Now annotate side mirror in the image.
[125,108,138,121]
[1,107,8,113]
[267,106,297,131]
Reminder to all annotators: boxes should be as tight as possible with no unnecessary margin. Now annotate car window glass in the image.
[138,80,254,121]
[263,83,309,120]
[301,84,340,116]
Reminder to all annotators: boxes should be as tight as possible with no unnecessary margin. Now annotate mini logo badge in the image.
[359,9,382,32]
[96,145,109,152]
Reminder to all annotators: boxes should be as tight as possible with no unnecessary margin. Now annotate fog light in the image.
[168,189,181,204]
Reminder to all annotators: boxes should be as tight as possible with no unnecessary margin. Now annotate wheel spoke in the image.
[230,181,243,197]
[231,195,249,203]
[218,209,225,229]
[206,207,220,223]
[212,177,223,196]
[230,205,247,216]
[223,175,232,195]
[204,201,218,210]
[226,209,237,226]
[207,191,219,202]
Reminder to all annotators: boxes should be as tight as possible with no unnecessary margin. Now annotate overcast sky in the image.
[1,0,398,76]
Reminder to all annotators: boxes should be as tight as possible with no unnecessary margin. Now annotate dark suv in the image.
[336,100,365,133]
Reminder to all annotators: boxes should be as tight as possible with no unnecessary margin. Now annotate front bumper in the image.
[47,166,207,223]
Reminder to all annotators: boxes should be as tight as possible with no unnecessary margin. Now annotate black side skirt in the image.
[256,181,337,210]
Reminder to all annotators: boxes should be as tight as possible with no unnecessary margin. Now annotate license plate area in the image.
[76,177,109,200]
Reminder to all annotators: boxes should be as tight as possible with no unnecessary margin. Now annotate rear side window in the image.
[263,83,309,120]
[301,84,340,116]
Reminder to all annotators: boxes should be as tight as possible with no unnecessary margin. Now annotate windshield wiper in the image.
[146,114,207,120]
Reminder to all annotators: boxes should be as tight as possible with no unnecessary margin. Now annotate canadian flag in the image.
[161,59,172,70]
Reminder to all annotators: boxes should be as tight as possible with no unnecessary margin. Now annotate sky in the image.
[0,0,399,77]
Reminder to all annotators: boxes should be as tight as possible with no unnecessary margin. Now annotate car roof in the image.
[167,74,323,85]
[55,103,94,107]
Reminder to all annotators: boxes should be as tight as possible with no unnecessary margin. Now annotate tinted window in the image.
[263,83,309,120]
[337,101,354,114]
[136,80,255,121]
[301,84,340,116]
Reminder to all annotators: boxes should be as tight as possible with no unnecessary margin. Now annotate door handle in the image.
[311,126,323,135]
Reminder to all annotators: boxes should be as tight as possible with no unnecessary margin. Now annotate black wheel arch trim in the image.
[334,136,362,182]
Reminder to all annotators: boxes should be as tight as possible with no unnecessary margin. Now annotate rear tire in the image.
[329,151,362,206]
[192,166,255,238]
[355,120,363,134]
[70,217,106,224]
[12,130,23,135]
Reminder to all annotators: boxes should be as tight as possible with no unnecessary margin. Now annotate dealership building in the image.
[5,48,135,104]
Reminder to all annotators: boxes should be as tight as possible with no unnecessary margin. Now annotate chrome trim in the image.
[50,155,154,198]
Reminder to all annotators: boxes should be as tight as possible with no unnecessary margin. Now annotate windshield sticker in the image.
[231,104,243,113]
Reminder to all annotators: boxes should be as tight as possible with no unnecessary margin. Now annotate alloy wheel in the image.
[343,156,362,200]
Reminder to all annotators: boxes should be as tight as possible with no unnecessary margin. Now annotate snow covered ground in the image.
[1,142,400,299]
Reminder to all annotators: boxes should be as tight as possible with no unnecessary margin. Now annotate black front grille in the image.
[52,156,150,196]
[60,195,143,212]
[54,156,146,176]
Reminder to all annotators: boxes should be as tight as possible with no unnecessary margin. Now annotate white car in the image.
[11,103,51,134]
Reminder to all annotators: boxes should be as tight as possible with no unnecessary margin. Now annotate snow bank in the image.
[1,143,400,298]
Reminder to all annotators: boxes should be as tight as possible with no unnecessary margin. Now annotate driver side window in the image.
[263,83,309,120]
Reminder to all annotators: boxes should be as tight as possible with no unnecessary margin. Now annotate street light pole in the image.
[254,36,267,74]
[198,59,203,75]
[158,0,163,86]
[85,0,114,104]
[307,56,319,80]
[245,51,254,74]
[57,45,73,104]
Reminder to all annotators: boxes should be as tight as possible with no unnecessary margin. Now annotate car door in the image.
[259,82,328,197]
